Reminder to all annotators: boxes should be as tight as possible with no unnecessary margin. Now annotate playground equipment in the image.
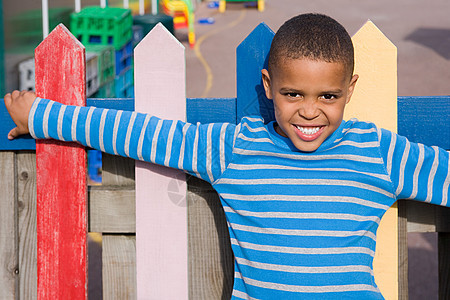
[0,19,449,300]
[161,0,196,47]
[219,0,265,13]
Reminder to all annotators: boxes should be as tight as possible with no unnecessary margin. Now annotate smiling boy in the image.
[4,13,450,300]
[262,58,358,152]
[261,13,358,152]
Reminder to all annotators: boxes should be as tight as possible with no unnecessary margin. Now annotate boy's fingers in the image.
[4,90,33,140]
[3,93,11,106]
[11,90,20,100]
[19,90,29,98]
[7,127,19,140]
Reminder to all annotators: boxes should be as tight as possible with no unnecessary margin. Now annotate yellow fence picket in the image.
[346,21,398,300]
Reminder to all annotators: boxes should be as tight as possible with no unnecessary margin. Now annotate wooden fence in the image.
[0,20,449,299]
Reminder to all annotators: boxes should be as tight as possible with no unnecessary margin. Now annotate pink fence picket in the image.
[134,23,188,299]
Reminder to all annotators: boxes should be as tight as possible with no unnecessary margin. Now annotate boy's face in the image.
[262,58,358,152]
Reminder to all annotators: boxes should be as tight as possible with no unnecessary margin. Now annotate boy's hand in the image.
[4,90,36,140]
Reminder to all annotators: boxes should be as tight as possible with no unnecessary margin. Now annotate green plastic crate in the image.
[71,6,132,50]
[93,79,115,98]
[86,44,115,86]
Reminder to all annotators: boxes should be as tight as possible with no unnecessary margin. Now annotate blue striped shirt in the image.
[29,98,450,299]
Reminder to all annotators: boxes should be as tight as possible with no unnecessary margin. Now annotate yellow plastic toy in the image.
[161,0,196,47]
[219,0,264,13]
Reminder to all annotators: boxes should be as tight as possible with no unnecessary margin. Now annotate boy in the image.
[4,13,449,299]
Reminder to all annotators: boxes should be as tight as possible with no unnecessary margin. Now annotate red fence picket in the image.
[34,24,87,299]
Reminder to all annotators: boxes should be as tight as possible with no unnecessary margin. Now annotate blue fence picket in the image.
[398,96,450,150]
[0,100,35,150]
[236,23,275,123]
[87,98,135,111]
[187,97,236,124]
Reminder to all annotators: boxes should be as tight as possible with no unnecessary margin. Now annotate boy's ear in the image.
[345,74,359,104]
[261,69,273,100]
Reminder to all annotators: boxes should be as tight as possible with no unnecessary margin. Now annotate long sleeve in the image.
[378,128,450,206]
[28,97,238,183]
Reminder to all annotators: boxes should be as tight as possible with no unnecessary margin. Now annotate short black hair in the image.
[268,13,354,78]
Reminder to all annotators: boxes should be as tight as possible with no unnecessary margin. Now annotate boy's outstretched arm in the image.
[4,90,35,139]
[6,94,238,184]
[378,128,449,207]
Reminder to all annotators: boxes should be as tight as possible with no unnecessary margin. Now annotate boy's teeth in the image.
[295,125,321,135]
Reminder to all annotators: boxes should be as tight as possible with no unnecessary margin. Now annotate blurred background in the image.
[2,0,449,299]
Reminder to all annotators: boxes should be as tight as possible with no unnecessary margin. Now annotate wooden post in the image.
[35,24,87,299]
[17,152,38,299]
[236,22,274,124]
[0,152,17,299]
[134,23,188,299]
[438,233,450,299]
[397,200,408,300]
[346,21,398,300]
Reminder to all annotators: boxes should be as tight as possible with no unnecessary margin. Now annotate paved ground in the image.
[176,1,450,299]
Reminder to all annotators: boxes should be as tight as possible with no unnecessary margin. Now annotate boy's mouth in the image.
[293,124,325,141]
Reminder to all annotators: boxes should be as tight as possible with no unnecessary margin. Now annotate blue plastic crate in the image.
[93,79,115,98]
[87,149,102,183]
[115,84,134,98]
[115,72,126,95]
[115,41,133,75]
[125,67,133,85]
[115,66,134,97]
[126,85,134,97]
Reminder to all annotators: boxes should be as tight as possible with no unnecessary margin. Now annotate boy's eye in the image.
[321,94,337,100]
[286,92,301,98]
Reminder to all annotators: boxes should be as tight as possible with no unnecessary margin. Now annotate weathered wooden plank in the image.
[349,21,398,299]
[35,24,87,299]
[102,235,136,299]
[87,233,103,300]
[187,98,236,124]
[398,200,408,300]
[17,152,37,300]
[134,23,188,299]
[102,154,135,186]
[236,23,274,123]
[406,201,436,233]
[438,233,450,299]
[0,152,18,299]
[89,186,135,233]
[187,177,234,299]
[86,185,449,236]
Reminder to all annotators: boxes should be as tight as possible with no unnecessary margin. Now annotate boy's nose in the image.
[298,100,320,120]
